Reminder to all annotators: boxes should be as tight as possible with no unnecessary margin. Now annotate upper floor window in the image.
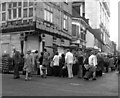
[18,8,22,18]
[13,2,17,8]
[23,8,28,17]
[72,24,76,36]
[8,3,12,9]
[18,2,22,6]
[8,9,12,19]
[29,2,34,6]
[72,24,79,36]
[29,8,33,17]
[44,4,53,23]
[63,14,68,30]
[81,32,86,41]
[23,2,28,7]
[2,3,6,11]
[13,9,17,18]
[2,12,6,21]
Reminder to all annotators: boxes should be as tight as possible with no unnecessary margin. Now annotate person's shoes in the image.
[41,75,44,78]
[68,77,73,79]
[28,77,32,80]
[25,78,28,81]
[92,78,97,80]
[14,76,20,79]
[84,77,89,80]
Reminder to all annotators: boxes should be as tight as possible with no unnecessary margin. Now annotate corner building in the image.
[0,1,72,56]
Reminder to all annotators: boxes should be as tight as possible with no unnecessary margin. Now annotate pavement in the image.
[1,71,119,96]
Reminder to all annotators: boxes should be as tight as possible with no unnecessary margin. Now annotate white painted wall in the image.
[86,30,94,48]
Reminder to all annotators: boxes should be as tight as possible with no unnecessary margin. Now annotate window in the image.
[23,2,28,7]
[29,2,33,6]
[23,9,27,17]
[23,20,28,24]
[8,9,12,19]
[29,8,33,17]
[13,9,17,18]
[44,10,53,23]
[18,2,22,6]
[63,14,68,30]
[2,3,6,11]
[8,3,12,8]
[18,8,21,18]
[29,19,33,23]
[44,5,53,23]
[13,2,17,7]
[81,33,86,41]
[2,13,6,21]
[72,24,76,36]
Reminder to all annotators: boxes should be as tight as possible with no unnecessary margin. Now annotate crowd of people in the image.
[9,47,120,81]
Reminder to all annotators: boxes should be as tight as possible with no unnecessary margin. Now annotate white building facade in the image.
[85,0,110,53]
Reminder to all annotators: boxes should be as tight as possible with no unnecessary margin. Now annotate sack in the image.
[50,61,53,67]
[84,70,93,79]
[84,64,90,70]
[89,66,96,72]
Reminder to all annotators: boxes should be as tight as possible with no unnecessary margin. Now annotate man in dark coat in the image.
[12,48,21,79]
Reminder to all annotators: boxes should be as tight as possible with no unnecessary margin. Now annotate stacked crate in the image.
[2,54,10,73]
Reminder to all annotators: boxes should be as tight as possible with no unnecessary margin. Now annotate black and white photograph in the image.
[0,0,119,97]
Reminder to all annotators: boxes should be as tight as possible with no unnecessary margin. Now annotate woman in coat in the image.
[23,50,33,81]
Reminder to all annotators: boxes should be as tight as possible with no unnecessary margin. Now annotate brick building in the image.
[0,1,72,56]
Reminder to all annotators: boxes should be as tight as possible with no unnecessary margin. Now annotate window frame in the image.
[2,3,6,11]
[63,14,68,30]
[23,8,28,18]
[2,12,6,21]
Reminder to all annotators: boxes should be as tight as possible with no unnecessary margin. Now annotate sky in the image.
[110,0,118,48]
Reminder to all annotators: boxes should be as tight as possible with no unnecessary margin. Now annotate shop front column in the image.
[38,34,42,56]
[24,35,28,55]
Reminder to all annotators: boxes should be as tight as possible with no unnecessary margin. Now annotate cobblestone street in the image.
[2,71,118,96]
